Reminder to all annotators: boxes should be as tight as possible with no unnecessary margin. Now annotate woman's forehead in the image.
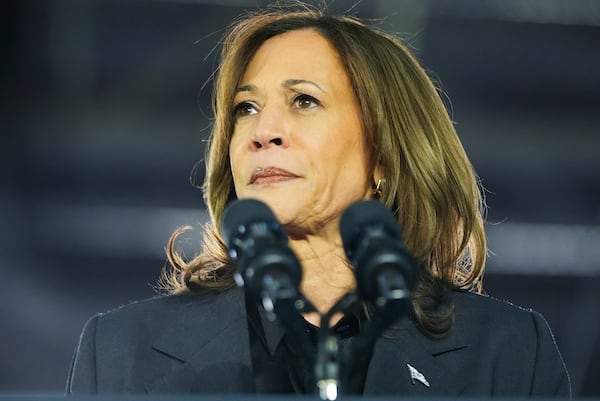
[238,29,347,92]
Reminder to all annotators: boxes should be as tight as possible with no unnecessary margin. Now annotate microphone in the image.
[340,200,417,305]
[221,199,316,383]
[336,201,417,395]
[220,198,302,313]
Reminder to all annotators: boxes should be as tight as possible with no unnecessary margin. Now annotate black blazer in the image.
[67,288,570,397]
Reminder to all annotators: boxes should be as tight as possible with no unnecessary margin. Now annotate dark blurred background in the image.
[2,0,599,396]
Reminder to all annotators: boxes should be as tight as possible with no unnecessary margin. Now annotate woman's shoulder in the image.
[87,287,244,329]
[449,290,570,396]
[68,287,251,393]
[451,290,559,345]
[453,290,544,321]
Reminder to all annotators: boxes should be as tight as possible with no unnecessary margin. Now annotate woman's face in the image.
[229,29,374,236]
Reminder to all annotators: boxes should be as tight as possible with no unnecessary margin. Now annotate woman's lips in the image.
[250,167,299,185]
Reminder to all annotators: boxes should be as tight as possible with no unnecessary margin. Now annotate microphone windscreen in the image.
[339,200,402,257]
[220,198,277,246]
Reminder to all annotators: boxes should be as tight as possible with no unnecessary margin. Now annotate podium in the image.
[0,396,589,401]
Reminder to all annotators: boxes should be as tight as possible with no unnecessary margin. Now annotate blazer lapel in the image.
[363,317,470,395]
[146,288,255,394]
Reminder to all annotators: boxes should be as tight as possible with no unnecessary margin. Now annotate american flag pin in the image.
[407,363,430,387]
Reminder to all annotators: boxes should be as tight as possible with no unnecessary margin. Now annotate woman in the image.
[67,5,570,397]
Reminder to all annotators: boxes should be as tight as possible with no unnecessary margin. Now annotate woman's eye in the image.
[292,94,320,110]
[233,102,257,118]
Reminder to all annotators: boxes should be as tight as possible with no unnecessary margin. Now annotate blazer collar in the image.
[364,315,471,395]
[146,287,255,394]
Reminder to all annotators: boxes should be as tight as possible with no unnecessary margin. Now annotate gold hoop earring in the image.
[374,178,386,198]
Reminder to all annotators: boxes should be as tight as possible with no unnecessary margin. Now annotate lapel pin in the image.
[407,363,430,388]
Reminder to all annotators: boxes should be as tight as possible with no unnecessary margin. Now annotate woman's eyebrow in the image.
[282,79,326,93]
[235,79,326,94]
[236,84,256,93]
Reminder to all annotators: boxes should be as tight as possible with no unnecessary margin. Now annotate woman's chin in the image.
[238,192,298,219]
[265,202,299,225]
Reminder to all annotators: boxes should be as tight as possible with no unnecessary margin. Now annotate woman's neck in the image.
[288,233,356,323]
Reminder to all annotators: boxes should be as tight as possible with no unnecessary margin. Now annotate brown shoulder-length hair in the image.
[161,5,487,337]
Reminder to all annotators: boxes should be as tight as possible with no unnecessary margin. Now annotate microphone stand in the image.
[314,292,359,401]
[255,275,411,401]
[314,285,412,399]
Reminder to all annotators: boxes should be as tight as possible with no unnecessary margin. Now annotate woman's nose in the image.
[250,107,290,150]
